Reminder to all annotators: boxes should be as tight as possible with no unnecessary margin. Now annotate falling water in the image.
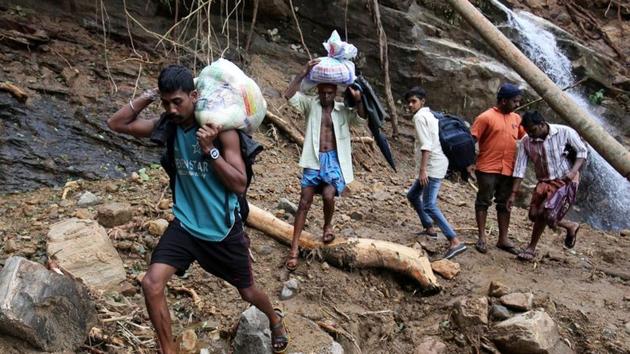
[489,0,630,230]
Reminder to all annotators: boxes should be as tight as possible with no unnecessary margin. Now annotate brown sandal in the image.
[271,308,289,353]
[285,253,299,272]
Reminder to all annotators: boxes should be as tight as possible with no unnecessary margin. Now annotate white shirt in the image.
[413,107,449,179]
[513,124,588,181]
[288,92,365,184]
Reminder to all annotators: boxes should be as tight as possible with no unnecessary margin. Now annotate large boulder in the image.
[491,310,574,354]
[0,256,97,352]
[47,218,126,290]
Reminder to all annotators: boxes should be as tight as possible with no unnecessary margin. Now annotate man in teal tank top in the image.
[108,65,288,354]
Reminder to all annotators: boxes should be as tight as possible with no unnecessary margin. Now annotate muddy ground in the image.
[0,2,629,354]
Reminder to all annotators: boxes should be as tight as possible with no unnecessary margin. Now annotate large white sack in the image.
[307,30,357,86]
[195,58,267,134]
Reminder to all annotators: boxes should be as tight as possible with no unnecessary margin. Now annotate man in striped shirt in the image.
[508,111,588,261]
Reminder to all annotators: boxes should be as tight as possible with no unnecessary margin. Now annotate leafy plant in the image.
[588,89,604,105]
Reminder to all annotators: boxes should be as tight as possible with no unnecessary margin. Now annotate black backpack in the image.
[431,111,476,179]
[152,116,263,224]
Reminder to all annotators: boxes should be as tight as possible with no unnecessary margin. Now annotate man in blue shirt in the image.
[108,65,288,354]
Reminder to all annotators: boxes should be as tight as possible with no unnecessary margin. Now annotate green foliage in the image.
[588,89,604,105]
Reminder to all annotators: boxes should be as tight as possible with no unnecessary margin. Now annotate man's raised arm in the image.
[283,59,320,100]
[107,89,160,138]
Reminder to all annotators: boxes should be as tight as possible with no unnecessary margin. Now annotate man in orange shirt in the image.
[468,83,525,254]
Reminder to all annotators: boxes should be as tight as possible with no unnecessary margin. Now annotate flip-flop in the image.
[475,239,488,254]
[564,224,580,249]
[444,244,467,260]
[285,254,298,272]
[517,249,537,262]
[497,244,521,255]
[271,308,289,353]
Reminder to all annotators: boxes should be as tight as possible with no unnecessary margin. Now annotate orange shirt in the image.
[471,107,525,176]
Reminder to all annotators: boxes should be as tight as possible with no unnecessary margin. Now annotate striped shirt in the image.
[513,124,588,181]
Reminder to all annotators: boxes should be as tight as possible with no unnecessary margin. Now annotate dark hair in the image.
[521,110,545,128]
[404,86,426,101]
[158,64,194,94]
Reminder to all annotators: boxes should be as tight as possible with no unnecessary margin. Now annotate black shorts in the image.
[475,171,514,213]
[150,217,253,289]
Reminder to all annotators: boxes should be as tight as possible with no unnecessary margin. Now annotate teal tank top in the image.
[172,126,238,241]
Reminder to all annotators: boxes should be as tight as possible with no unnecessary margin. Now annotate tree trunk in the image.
[368,0,400,138]
[246,204,441,293]
[446,0,630,181]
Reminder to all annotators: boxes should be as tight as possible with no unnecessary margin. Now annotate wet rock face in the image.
[0,94,161,193]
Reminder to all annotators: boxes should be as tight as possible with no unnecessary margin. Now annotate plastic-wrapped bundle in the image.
[306,30,357,86]
[195,58,267,134]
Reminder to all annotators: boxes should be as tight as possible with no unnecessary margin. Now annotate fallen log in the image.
[246,204,441,293]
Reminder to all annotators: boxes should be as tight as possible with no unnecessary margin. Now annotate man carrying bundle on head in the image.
[283,58,365,271]
[107,64,288,354]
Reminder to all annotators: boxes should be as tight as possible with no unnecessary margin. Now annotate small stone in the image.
[491,304,512,321]
[488,280,510,298]
[4,239,18,254]
[500,293,534,312]
[48,206,59,219]
[178,329,197,353]
[372,190,390,201]
[624,322,630,334]
[431,259,460,279]
[59,199,74,208]
[96,202,133,228]
[73,208,92,219]
[280,278,299,300]
[255,244,274,256]
[105,183,119,193]
[158,199,171,210]
[600,249,615,264]
[620,229,629,237]
[321,262,330,270]
[274,209,286,218]
[451,297,488,328]
[130,172,141,183]
[414,336,446,354]
[77,191,100,207]
[144,235,158,250]
[147,219,169,236]
[119,281,137,297]
[350,211,364,220]
[277,198,298,216]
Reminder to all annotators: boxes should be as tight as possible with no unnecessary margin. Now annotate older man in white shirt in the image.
[283,59,365,271]
[405,86,467,260]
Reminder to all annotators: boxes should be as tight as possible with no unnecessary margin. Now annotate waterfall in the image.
[489,0,630,230]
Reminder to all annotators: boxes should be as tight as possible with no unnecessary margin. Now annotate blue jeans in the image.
[406,178,457,240]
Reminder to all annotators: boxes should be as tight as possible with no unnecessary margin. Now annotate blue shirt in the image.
[172,125,238,241]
